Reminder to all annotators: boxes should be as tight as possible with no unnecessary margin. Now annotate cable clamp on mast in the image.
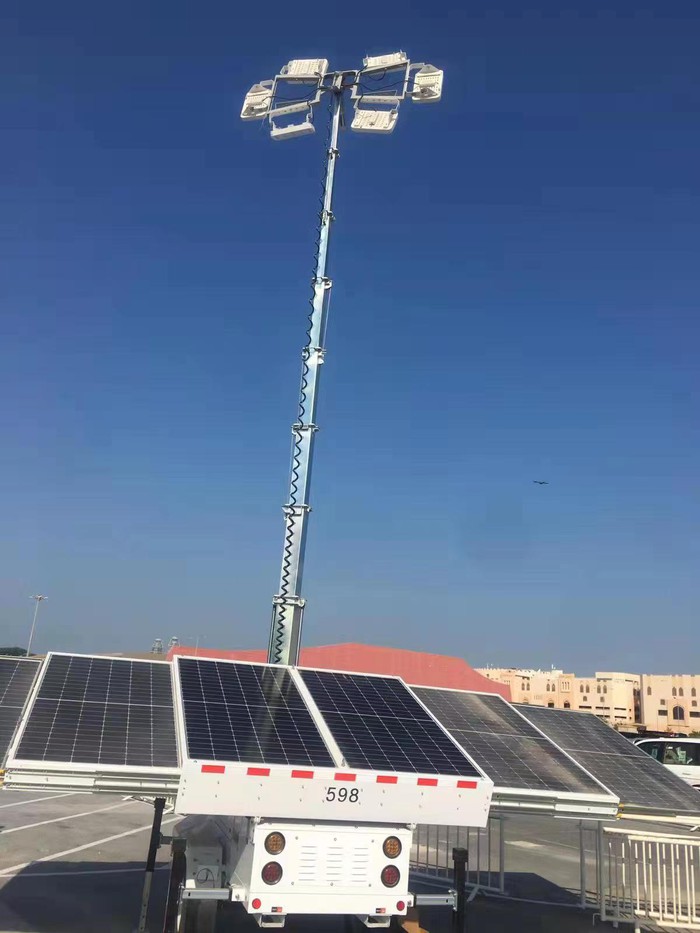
[300,347,326,366]
[272,595,306,608]
[282,503,311,515]
[291,421,318,433]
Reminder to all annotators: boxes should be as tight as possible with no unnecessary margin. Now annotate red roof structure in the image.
[167,642,510,700]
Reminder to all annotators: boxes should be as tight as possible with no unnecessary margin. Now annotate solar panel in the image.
[518,705,700,814]
[299,669,481,776]
[13,654,178,768]
[177,658,334,767]
[519,705,640,756]
[0,657,41,763]
[412,687,609,795]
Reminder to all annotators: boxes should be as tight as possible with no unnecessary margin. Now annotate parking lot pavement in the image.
[0,789,175,932]
[2,788,683,932]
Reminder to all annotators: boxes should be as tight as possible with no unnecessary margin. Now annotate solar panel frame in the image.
[0,656,42,765]
[411,685,618,800]
[7,652,181,773]
[517,704,700,816]
[174,656,336,768]
[298,667,485,778]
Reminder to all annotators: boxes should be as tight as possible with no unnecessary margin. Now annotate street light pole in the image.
[27,594,47,657]
[242,54,444,666]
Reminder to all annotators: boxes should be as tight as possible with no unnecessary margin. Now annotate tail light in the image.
[261,861,283,885]
[381,865,400,888]
[265,832,286,855]
[383,836,402,858]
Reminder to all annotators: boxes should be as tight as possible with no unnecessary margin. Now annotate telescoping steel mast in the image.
[241,54,444,666]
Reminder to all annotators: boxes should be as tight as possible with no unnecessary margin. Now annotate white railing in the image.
[410,816,506,894]
[601,827,700,930]
[411,818,700,931]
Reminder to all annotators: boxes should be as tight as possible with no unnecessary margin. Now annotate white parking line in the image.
[0,801,134,835]
[0,792,83,810]
[5,865,171,879]
[510,836,581,851]
[0,815,179,876]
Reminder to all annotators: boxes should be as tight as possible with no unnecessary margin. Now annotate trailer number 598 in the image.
[326,787,360,803]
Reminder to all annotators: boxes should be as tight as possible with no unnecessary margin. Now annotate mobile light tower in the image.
[242,53,443,666]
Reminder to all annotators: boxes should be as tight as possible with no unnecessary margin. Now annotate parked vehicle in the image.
[620,729,688,740]
[635,737,700,790]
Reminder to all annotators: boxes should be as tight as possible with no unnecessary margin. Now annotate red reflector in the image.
[291,769,314,779]
[381,865,401,888]
[335,772,356,781]
[247,767,270,777]
[458,780,478,789]
[376,774,398,784]
[396,900,406,912]
[251,898,261,910]
[271,907,282,913]
[201,764,225,774]
[261,861,283,885]
[260,862,282,884]
[375,908,387,914]
[417,777,438,787]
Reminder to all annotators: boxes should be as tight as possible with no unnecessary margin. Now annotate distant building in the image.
[640,674,700,732]
[477,667,640,728]
[167,643,511,699]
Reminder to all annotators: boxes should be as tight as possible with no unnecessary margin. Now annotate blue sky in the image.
[1,0,698,673]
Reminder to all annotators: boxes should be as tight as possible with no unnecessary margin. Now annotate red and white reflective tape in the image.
[198,763,478,790]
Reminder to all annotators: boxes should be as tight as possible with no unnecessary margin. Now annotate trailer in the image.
[166,757,492,930]
[160,657,494,930]
[168,816,415,929]
[4,50,491,933]
[156,55,474,929]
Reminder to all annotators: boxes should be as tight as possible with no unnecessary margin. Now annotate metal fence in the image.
[411,819,700,931]
[410,817,506,895]
[600,827,700,931]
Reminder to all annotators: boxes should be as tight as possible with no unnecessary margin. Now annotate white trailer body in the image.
[177,816,415,927]
[176,759,493,827]
[170,659,494,927]
[173,762,492,927]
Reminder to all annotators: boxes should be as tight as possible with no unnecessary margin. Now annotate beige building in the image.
[640,674,700,732]
[477,667,641,728]
[479,667,700,734]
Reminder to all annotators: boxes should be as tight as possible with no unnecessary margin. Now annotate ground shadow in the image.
[501,871,582,904]
[0,861,607,933]
[0,859,169,933]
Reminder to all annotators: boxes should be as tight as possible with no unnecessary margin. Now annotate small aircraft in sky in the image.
[533,480,549,485]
